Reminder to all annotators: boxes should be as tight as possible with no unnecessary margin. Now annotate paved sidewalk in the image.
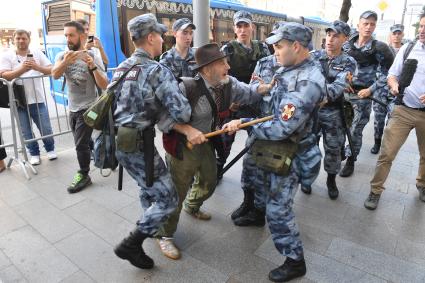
[0,117,424,283]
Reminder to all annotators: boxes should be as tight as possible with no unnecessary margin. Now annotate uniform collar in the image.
[134,48,153,59]
[171,46,195,60]
[282,57,313,73]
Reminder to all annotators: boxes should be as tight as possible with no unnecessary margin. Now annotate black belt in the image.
[401,102,425,112]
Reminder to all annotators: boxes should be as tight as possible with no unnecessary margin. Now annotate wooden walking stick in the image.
[186,115,274,149]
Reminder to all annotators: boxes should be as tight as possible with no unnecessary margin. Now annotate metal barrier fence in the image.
[1,68,116,180]
[1,75,72,179]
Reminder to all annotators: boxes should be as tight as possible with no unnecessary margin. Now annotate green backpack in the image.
[83,64,140,130]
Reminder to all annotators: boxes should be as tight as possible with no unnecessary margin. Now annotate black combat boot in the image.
[269,257,307,282]
[300,185,312,194]
[114,228,154,269]
[339,156,355,177]
[370,138,381,154]
[326,173,339,200]
[231,190,254,220]
[233,207,265,227]
[340,146,347,161]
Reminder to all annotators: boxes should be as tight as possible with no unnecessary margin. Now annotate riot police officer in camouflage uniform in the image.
[388,24,405,56]
[231,23,283,225]
[112,14,193,269]
[370,24,405,154]
[340,10,394,177]
[213,10,270,180]
[159,18,197,78]
[221,10,270,84]
[310,20,357,199]
[224,23,326,282]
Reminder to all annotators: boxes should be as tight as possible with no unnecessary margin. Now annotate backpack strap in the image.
[403,40,416,62]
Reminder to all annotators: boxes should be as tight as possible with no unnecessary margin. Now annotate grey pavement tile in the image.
[395,238,425,267]
[0,250,11,270]
[0,180,38,207]
[0,201,26,237]
[325,238,425,283]
[120,179,142,199]
[356,274,388,283]
[116,200,142,223]
[171,214,209,251]
[401,197,425,226]
[64,199,134,245]
[14,197,83,243]
[78,182,136,212]
[203,190,246,217]
[399,221,425,245]
[0,226,78,282]
[59,270,95,283]
[343,202,404,227]
[0,265,28,283]
[55,228,152,282]
[298,224,336,256]
[147,250,229,283]
[294,191,349,220]
[294,204,400,255]
[185,232,269,277]
[29,176,86,210]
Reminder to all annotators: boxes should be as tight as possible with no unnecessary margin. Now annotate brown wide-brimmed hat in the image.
[193,43,228,71]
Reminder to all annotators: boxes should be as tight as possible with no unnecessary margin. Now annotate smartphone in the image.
[26,53,33,59]
[88,35,94,43]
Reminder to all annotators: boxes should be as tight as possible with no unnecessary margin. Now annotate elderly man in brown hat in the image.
[157,43,273,260]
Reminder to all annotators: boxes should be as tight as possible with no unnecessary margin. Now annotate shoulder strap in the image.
[403,40,416,62]
[196,79,219,130]
[180,76,204,110]
[319,58,330,82]
[108,63,141,93]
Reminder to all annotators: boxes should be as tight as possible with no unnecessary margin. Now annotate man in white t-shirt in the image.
[0,29,56,165]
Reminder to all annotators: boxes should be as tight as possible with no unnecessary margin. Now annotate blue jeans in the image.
[17,103,55,156]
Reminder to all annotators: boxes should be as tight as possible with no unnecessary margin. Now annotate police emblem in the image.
[281,104,296,121]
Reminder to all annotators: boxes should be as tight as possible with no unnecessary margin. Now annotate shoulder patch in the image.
[124,67,141,81]
[111,68,127,82]
[281,104,296,121]
[331,66,344,71]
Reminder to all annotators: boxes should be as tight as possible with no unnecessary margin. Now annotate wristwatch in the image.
[89,66,98,72]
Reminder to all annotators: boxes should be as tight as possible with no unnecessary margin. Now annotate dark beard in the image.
[68,40,81,51]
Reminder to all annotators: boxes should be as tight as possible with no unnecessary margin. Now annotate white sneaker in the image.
[47,151,58,160]
[30,155,41,165]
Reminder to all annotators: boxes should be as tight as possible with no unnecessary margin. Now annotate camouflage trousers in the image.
[295,139,322,187]
[318,107,346,174]
[116,148,178,236]
[345,98,372,159]
[253,161,304,260]
[372,88,394,140]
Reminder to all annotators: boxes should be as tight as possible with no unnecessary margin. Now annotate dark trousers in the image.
[69,110,93,175]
